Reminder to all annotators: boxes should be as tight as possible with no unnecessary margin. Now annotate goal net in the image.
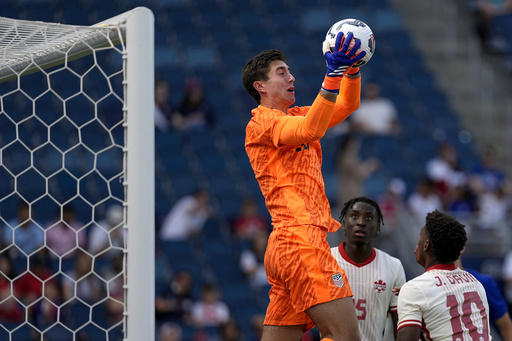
[0,7,154,340]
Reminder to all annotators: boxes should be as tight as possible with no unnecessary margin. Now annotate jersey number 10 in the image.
[446,291,489,341]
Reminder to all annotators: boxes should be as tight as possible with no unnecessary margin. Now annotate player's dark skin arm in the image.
[396,326,420,341]
[495,312,512,341]
[391,287,401,340]
[391,311,399,340]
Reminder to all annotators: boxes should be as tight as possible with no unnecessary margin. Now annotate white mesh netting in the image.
[0,16,128,341]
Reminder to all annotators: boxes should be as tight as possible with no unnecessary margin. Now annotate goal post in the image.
[0,6,155,341]
[125,7,155,341]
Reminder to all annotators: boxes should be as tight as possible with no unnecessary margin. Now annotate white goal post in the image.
[0,7,154,341]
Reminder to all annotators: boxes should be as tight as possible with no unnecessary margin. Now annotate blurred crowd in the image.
[154,77,215,134]
[0,202,125,339]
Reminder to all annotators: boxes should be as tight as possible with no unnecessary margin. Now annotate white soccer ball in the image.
[325,18,375,67]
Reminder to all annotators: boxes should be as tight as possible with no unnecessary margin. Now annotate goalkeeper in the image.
[241,32,365,341]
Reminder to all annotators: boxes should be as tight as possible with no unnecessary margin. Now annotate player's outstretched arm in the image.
[322,32,364,128]
[328,74,361,128]
[273,32,365,146]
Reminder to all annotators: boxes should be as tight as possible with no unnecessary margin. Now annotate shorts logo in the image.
[373,279,386,293]
[332,273,345,288]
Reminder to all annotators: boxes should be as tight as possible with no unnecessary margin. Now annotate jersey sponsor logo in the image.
[373,279,386,293]
[332,273,345,288]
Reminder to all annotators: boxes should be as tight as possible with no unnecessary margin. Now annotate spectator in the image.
[159,190,212,241]
[190,283,230,328]
[155,270,194,324]
[155,248,173,297]
[467,146,511,232]
[335,132,379,210]
[102,251,124,324]
[232,198,269,241]
[155,79,173,132]
[88,204,125,257]
[171,77,214,131]
[445,184,478,229]
[46,204,87,259]
[470,0,512,52]
[2,201,44,258]
[351,81,400,135]
[0,255,23,322]
[477,185,511,231]
[61,250,102,304]
[425,142,467,204]
[407,177,443,225]
[158,321,183,341]
[469,146,509,195]
[219,318,244,341]
[239,231,269,292]
[376,178,407,256]
[33,276,61,329]
[377,177,407,228]
[191,330,212,341]
[14,251,53,319]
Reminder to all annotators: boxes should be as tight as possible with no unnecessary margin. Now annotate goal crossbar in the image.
[0,9,139,83]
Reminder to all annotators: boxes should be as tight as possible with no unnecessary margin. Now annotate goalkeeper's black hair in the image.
[425,210,467,263]
[242,49,286,104]
[339,196,384,226]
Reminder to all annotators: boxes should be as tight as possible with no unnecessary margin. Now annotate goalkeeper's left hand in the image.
[321,32,365,93]
[323,32,365,77]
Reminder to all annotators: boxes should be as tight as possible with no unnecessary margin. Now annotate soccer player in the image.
[242,32,366,341]
[455,256,512,341]
[331,197,406,340]
[397,210,492,340]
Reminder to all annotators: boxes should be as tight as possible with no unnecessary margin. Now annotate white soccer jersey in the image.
[331,244,406,341]
[397,263,492,341]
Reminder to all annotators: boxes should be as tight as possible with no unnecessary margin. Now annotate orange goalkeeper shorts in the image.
[263,224,352,330]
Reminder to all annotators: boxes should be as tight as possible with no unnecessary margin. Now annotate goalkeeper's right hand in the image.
[322,32,366,93]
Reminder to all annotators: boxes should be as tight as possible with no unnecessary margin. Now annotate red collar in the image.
[426,263,457,272]
[337,242,376,267]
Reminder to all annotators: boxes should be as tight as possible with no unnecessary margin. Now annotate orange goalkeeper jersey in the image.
[245,77,360,232]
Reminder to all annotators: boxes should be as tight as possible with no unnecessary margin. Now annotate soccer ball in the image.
[325,18,375,67]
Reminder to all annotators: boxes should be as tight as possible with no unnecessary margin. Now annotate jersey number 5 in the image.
[446,291,489,341]
[353,299,367,320]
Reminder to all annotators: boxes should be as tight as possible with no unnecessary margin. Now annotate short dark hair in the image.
[339,196,384,226]
[242,49,286,104]
[425,210,467,263]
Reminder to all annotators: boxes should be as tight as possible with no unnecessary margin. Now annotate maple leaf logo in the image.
[373,279,387,293]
